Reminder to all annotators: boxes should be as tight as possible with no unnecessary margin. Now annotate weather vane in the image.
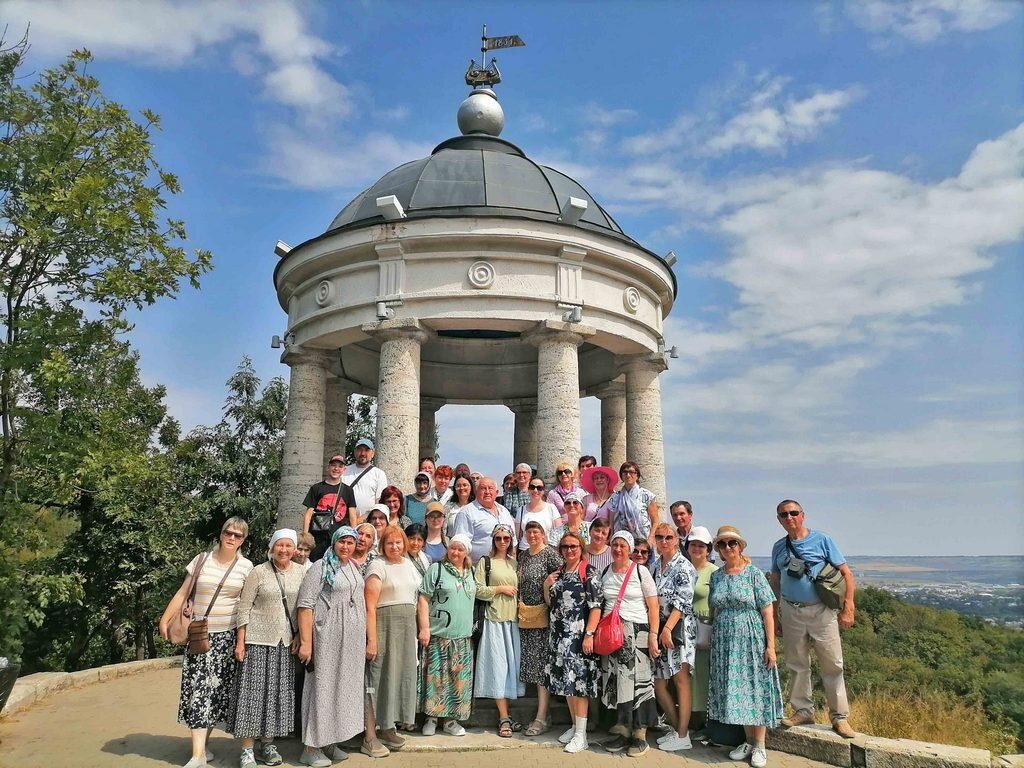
[465,24,525,87]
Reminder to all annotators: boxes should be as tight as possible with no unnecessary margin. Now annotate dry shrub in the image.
[814,690,1016,755]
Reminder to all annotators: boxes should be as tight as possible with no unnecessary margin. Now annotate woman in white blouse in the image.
[518,478,560,550]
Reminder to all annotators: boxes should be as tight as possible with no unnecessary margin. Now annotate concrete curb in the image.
[0,656,183,719]
[767,725,995,768]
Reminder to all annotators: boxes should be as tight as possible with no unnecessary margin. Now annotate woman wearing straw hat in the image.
[707,526,782,768]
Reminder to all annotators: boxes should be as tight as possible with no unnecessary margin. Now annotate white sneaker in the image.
[329,745,350,762]
[421,718,437,736]
[564,732,589,754]
[442,720,466,737]
[205,750,214,763]
[751,746,768,768]
[558,726,576,744]
[299,749,332,768]
[659,733,693,751]
[730,742,754,761]
[656,731,676,744]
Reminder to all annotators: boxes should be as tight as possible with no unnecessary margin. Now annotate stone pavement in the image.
[0,666,833,768]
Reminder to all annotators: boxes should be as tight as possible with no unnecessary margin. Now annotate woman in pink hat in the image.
[580,466,617,522]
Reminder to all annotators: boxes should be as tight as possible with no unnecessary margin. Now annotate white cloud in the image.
[2,0,350,118]
[263,126,431,191]
[582,104,638,128]
[844,0,1017,43]
[622,75,862,158]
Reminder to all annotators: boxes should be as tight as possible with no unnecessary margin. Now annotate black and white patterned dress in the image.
[544,562,602,698]
[516,546,562,685]
[652,551,698,679]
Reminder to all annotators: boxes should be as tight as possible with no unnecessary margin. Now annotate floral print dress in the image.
[707,564,783,726]
[652,551,698,679]
[516,546,563,685]
[544,562,602,698]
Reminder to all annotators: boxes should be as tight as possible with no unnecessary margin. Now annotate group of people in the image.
[159,442,857,768]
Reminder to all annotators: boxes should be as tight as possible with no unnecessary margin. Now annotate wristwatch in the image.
[585,630,595,637]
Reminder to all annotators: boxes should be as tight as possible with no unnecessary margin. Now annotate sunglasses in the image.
[621,469,638,475]
[557,469,573,475]
[654,534,675,541]
[221,530,245,539]
[778,510,802,518]
[559,544,581,551]
[633,549,650,556]
[529,484,545,491]
[717,540,741,549]
[493,536,512,542]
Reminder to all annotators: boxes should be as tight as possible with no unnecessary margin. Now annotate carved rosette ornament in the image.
[623,286,641,314]
[467,260,495,289]
[315,280,335,307]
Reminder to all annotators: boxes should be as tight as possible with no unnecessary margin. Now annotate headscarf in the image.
[321,526,357,589]
[449,533,473,553]
[610,530,635,550]
[267,528,297,557]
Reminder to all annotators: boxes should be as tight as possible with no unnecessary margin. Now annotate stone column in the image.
[596,381,627,471]
[323,375,354,466]
[419,399,443,462]
[508,399,538,468]
[277,347,330,531]
[621,353,669,521]
[362,319,430,489]
[526,321,595,483]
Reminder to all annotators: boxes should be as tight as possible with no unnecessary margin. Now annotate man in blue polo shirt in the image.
[768,499,856,739]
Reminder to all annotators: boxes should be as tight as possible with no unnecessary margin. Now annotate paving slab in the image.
[0,666,834,768]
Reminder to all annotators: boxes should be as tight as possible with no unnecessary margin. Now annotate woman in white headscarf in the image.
[228,529,304,768]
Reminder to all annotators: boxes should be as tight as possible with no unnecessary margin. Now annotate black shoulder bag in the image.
[784,538,846,610]
[472,556,491,642]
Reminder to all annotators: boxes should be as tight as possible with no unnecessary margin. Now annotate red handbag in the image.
[593,562,635,656]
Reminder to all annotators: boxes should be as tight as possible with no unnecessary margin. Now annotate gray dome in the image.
[325,134,633,243]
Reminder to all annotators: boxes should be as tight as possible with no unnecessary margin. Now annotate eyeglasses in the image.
[777,510,802,518]
[654,534,675,541]
[633,548,650,555]
[557,469,573,476]
[559,544,581,551]
[565,500,582,506]
[621,469,638,475]
[493,536,512,542]
[222,530,245,539]
[716,540,741,549]
[529,484,545,491]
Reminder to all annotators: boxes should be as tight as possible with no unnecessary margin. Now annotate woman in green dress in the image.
[417,533,477,737]
[686,526,718,734]
[707,526,782,768]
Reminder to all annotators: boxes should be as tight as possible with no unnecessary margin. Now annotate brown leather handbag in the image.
[166,553,207,646]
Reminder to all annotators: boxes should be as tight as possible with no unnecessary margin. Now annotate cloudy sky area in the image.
[5,0,1022,555]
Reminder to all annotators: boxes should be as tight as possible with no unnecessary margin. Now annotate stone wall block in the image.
[768,725,853,768]
[854,736,991,768]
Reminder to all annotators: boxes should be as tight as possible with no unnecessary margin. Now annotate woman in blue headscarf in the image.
[295,527,368,766]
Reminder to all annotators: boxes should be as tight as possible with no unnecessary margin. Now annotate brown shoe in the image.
[360,739,390,758]
[781,711,815,728]
[832,719,856,739]
[379,728,405,749]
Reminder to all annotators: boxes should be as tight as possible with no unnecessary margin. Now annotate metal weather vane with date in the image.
[465,24,525,87]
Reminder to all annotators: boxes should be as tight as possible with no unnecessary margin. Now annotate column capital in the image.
[616,352,669,375]
[505,397,538,414]
[420,397,445,414]
[594,380,626,399]
[361,317,433,345]
[281,346,331,368]
[523,319,596,349]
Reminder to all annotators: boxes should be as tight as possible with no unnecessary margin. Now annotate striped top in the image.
[185,551,254,634]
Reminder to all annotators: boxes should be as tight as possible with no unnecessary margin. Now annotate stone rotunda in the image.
[273,83,677,531]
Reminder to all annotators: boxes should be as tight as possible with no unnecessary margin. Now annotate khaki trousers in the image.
[779,600,850,720]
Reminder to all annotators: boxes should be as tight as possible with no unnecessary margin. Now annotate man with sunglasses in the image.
[768,500,856,739]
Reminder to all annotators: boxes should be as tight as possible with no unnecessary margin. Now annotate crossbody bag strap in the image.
[200,555,239,621]
[348,465,373,489]
[611,562,636,613]
[785,537,832,579]
[270,562,297,637]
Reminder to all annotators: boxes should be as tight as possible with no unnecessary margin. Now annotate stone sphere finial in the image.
[457,87,504,136]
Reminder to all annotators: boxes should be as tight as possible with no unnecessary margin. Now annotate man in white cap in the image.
[342,438,388,517]
[451,476,516,561]
[768,499,856,739]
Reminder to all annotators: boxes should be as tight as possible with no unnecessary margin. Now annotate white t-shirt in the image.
[600,564,658,624]
[365,557,421,607]
[518,502,561,550]
[341,463,389,515]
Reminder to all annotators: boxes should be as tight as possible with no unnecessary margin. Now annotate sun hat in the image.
[610,530,635,549]
[712,525,746,549]
[580,465,618,495]
[449,533,473,552]
[425,501,445,516]
[355,438,374,450]
[685,525,714,546]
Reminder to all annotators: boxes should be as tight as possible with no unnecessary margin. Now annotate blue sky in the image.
[5,0,1022,556]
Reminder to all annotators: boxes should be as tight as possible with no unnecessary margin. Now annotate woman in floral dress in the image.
[543,531,602,753]
[650,522,698,752]
[707,526,782,768]
[517,521,563,736]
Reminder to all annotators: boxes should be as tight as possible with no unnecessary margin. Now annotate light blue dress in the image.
[707,564,783,726]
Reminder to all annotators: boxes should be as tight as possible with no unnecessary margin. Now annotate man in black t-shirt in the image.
[302,455,358,561]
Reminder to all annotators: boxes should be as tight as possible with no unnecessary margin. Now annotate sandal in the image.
[509,718,523,732]
[523,717,551,737]
[498,717,514,738]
